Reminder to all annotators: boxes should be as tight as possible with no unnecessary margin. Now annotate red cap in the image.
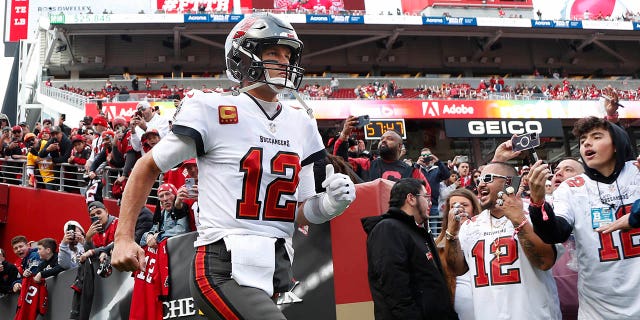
[181,158,196,167]
[93,115,108,127]
[157,183,177,195]
[101,130,115,140]
[71,134,85,143]
[141,129,159,139]
[41,127,51,134]
[11,125,21,132]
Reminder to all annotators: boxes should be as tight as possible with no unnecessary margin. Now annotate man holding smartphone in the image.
[417,148,450,217]
[59,221,85,270]
[444,162,561,319]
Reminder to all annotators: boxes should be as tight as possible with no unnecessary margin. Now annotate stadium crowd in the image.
[5,8,640,319]
[49,75,640,102]
[2,87,635,319]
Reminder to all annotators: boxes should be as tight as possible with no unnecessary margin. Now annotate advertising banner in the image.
[157,0,232,13]
[282,99,622,120]
[6,0,30,42]
[444,118,564,138]
[6,0,155,42]
[85,101,176,121]
[532,0,640,21]
[86,99,640,121]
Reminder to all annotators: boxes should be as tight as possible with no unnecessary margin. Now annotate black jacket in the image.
[39,134,73,164]
[0,260,19,294]
[361,208,456,320]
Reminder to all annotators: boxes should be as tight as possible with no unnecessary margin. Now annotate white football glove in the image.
[304,164,356,224]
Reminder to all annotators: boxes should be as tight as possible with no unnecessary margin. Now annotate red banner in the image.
[331,179,394,304]
[85,101,176,121]
[7,0,29,42]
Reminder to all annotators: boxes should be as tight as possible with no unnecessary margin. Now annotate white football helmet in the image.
[225,13,304,91]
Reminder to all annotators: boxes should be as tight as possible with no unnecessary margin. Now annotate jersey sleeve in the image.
[300,115,326,167]
[171,90,219,157]
[552,180,575,226]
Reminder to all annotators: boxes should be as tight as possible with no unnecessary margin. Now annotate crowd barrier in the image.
[0,179,448,319]
[0,159,162,204]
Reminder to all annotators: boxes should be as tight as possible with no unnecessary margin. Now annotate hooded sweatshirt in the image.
[530,120,637,243]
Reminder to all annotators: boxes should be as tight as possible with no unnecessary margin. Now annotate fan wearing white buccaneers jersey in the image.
[528,114,640,319]
[445,162,561,320]
[111,13,356,320]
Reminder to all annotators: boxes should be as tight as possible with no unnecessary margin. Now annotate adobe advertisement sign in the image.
[283,99,639,120]
[87,99,640,121]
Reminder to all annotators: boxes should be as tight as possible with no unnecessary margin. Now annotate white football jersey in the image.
[553,161,640,319]
[458,210,561,320]
[170,90,325,247]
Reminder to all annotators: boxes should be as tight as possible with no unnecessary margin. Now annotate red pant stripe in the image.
[194,247,240,320]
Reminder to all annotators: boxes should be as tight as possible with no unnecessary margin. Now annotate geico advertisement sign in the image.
[443,119,563,138]
[468,120,542,135]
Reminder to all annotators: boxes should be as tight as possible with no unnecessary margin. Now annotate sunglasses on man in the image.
[478,173,512,184]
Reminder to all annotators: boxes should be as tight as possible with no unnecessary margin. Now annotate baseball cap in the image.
[87,201,106,213]
[82,116,93,125]
[137,101,151,111]
[71,134,85,143]
[11,125,21,133]
[42,118,52,125]
[63,220,85,235]
[50,125,61,133]
[41,127,51,134]
[141,129,160,139]
[93,115,108,127]
[157,183,177,196]
[23,133,36,142]
[2,126,10,132]
[101,130,115,140]
[181,158,197,167]
[19,121,27,127]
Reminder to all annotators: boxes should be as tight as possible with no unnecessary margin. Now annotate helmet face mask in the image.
[225,14,304,91]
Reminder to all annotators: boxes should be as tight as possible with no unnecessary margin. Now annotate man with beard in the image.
[444,162,561,319]
[368,130,427,183]
[362,178,455,319]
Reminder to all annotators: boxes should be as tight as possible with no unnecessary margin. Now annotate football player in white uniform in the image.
[445,162,561,320]
[528,98,640,319]
[111,13,355,319]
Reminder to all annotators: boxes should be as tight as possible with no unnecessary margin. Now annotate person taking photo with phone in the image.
[330,115,371,181]
[444,161,562,319]
[59,221,85,270]
[527,89,640,319]
[417,148,451,217]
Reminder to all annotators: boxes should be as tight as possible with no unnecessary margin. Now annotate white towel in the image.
[223,235,277,296]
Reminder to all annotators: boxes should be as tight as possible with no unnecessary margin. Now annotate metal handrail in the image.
[2,159,161,204]
[39,85,90,109]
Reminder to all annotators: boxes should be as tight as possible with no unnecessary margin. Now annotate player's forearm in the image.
[296,202,311,226]
[516,224,555,270]
[116,153,161,242]
[444,239,468,276]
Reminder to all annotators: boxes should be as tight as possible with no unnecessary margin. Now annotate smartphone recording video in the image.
[504,176,522,195]
[185,178,196,197]
[355,115,370,128]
